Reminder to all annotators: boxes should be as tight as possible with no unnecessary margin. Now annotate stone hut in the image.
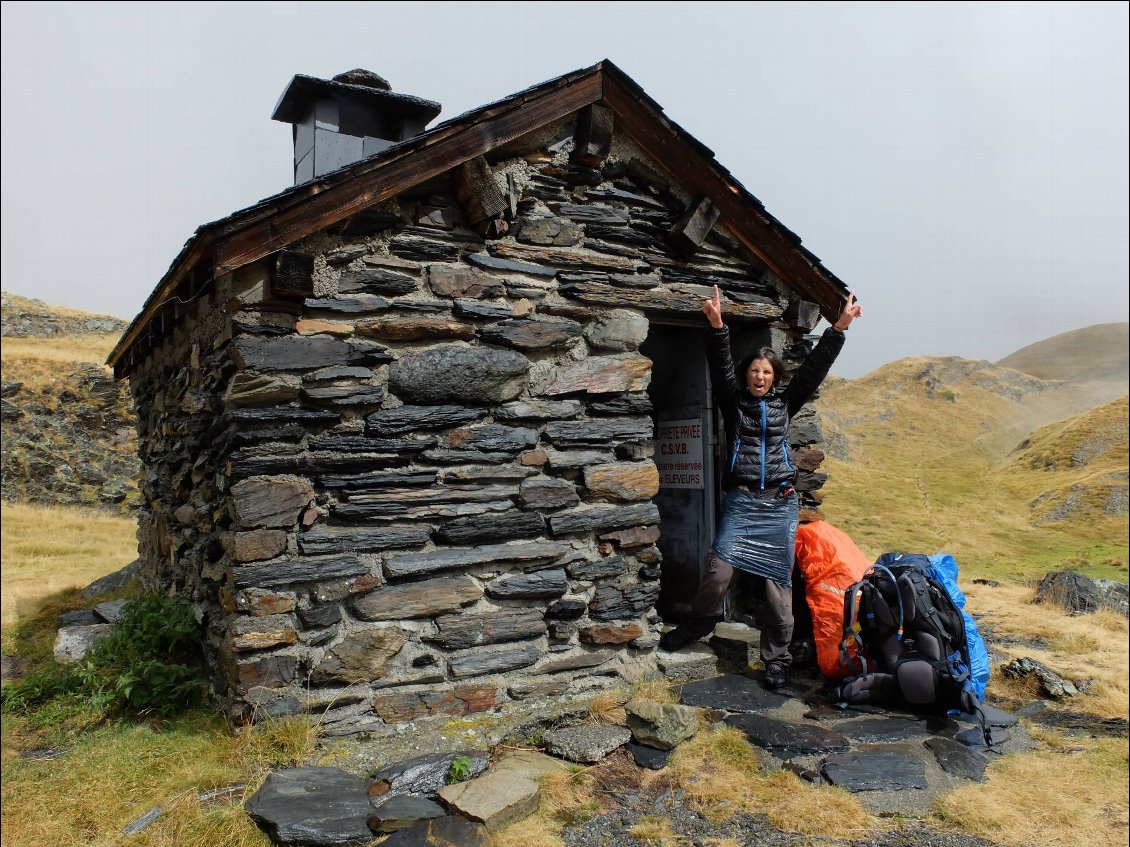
[108,61,851,731]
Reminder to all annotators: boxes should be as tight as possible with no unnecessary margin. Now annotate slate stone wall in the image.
[128,118,830,729]
[128,286,235,689]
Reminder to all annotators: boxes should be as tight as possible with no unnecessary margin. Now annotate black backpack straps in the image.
[902,571,952,645]
[868,562,905,641]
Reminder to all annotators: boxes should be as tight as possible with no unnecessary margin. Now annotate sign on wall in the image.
[655,418,704,489]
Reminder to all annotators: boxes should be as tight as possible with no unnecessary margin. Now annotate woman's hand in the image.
[833,292,862,331]
[703,285,724,329]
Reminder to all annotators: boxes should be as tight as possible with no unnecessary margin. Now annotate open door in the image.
[641,325,721,621]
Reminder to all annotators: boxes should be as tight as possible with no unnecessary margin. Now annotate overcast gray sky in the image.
[1,1,1126,377]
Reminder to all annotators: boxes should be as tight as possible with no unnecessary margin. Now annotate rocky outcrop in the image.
[1,293,128,337]
[1034,570,1129,617]
[1,363,138,511]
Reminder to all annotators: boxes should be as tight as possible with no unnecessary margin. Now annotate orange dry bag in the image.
[794,521,872,680]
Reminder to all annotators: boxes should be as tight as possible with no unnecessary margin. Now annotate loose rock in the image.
[542,725,631,763]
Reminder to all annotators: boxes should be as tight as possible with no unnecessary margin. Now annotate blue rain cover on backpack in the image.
[928,554,990,701]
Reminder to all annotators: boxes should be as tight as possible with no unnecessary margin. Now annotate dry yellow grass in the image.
[665,724,876,837]
[586,689,629,726]
[0,502,137,627]
[1,333,118,368]
[964,582,1129,720]
[628,815,680,845]
[934,739,1129,847]
[1,712,315,847]
[626,676,680,705]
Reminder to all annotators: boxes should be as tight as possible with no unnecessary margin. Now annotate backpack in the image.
[836,552,980,715]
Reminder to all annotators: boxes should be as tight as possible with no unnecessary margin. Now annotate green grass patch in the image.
[3,595,208,738]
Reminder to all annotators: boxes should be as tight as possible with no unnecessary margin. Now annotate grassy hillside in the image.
[0,502,138,628]
[998,322,1128,389]
[816,355,1129,581]
[1003,396,1129,526]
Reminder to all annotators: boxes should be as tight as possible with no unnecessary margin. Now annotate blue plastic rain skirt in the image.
[928,554,991,702]
[711,488,798,586]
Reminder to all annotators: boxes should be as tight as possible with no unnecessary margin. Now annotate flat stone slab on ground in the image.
[832,716,933,743]
[245,767,373,847]
[655,643,718,682]
[543,725,631,763]
[94,598,129,623]
[58,609,100,627]
[379,815,488,847]
[679,674,786,713]
[954,726,1010,750]
[821,751,929,792]
[628,742,672,770]
[121,806,162,835]
[956,703,1019,728]
[436,769,540,830]
[924,737,989,782]
[725,714,851,760]
[492,750,574,781]
[803,704,851,722]
[368,795,446,833]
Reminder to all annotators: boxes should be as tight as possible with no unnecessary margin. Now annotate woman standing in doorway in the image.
[659,285,862,690]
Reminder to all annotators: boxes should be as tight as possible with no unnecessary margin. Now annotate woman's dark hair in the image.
[738,347,786,384]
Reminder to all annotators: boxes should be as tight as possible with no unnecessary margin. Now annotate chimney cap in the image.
[332,69,391,90]
[271,73,441,125]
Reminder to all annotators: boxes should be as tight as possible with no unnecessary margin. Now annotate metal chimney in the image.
[272,69,442,185]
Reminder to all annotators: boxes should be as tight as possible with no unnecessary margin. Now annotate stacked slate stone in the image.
[127,124,830,729]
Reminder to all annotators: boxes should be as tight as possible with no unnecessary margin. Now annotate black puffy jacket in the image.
[707,325,845,489]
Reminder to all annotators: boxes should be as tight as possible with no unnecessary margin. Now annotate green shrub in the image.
[2,594,207,721]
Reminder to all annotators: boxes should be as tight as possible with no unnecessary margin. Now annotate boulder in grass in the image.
[1033,571,1128,617]
[82,559,140,599]
[625,700,699,751]
[1034,570,1105,614]
[53,624,114,664]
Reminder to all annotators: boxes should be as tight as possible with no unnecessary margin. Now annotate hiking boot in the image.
[763,662,786,690]
[659,627,698,653]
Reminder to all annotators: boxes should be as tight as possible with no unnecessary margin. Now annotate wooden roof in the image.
[109,60,851,376]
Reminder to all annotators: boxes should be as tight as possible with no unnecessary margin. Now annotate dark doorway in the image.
[641,325,722,621]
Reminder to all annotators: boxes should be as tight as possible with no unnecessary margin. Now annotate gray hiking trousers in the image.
[688,552,795,667]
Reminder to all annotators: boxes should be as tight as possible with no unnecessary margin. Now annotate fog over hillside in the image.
[998,322,1129,388]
